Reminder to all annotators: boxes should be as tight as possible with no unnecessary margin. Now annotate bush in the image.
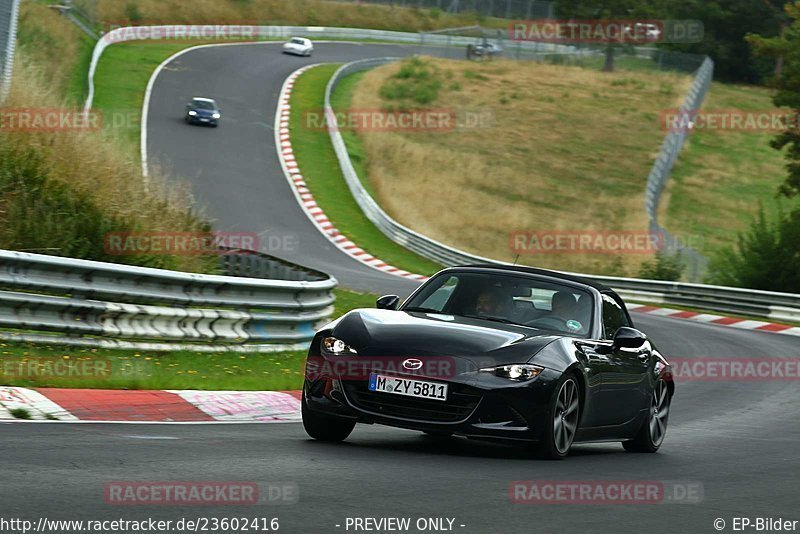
[638,251,685,281]
[706,206,800,292]
[379,58,442,106]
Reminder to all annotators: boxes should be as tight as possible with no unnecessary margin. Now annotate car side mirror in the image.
[376,295,400,310]
[613,327,647,350]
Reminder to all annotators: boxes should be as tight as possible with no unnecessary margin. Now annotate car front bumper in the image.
[303,358,562,443]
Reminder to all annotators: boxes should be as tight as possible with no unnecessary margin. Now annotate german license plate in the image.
[368,373,447,401]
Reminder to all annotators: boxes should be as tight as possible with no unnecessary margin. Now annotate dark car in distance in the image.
[302,265,674,459]
[185,97,220,127]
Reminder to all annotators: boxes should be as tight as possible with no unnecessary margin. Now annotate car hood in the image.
[329,309,560,368]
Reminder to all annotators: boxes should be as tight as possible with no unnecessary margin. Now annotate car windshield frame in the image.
[402,270,597,337]
[190,99,216,110]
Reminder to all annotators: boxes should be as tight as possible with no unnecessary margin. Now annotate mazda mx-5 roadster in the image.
[302,265,674,459]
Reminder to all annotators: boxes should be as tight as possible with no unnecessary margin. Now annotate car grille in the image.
[342,380,482,423]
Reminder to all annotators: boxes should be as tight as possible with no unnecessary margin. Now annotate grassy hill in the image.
[341,57,693,276]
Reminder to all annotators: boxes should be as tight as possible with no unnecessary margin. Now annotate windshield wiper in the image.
[459,313,521,326]
[402,306,442,314]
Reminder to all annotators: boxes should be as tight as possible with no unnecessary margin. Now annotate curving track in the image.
[2,42,799,533]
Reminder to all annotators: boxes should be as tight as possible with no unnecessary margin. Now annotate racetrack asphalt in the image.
[2,41,797,534]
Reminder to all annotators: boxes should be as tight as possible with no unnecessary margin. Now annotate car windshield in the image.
[403,271,594,336]
[191,100,216,110]
[290,38,306,45]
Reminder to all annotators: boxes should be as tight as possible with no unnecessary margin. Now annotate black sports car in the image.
[302,265,674,459]
[185,97,220,127]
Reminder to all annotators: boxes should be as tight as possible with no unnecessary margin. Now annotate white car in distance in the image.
[282,37,314,57]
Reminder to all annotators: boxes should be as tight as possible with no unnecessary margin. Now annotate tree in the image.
[554,0,662,72]
[749,2,800,198]
[638,251,685,281]
[706,207,800,292]
[656,0,782,83]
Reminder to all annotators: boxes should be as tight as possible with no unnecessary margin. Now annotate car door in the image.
[600,293,651,425]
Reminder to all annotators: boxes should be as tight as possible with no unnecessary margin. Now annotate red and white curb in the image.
[274,65,428,282]
[629,304,800,337]
[0,386,302,423]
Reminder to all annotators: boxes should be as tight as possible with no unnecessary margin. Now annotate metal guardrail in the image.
[324,58,800,322]
[0,250,337,351]
[645,56,715,280]
[83,24,601,112]
[0,0,19,100]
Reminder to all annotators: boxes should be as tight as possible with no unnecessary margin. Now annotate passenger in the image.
[550,291,577,319]
[574,293,593,327]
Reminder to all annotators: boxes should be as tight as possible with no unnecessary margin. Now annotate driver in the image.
[550,291,577,319]
[474,287,508,317]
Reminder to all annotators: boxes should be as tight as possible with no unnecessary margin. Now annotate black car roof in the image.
[449,264,613,292]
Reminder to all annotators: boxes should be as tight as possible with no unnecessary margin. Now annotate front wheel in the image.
[302,392,356,442]
[536,375,580,459]
[623,378,670,453]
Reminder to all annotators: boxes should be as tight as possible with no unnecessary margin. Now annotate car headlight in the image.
[212,113,220,119]
[188,110,197,116]
[321,336,358,356]
[480,364,543,381]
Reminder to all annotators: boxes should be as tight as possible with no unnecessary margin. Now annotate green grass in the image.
[664,82,791,255]
[93,40,224,149]
[330,70,377,198]
[64,34,95,105]
[289,65,443,276]
[0,288,378,390]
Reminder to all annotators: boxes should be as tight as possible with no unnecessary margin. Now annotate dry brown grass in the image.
[16,2,86,97]
[1,53,214,272]
[78,0,503,32]
[349,58,691,276]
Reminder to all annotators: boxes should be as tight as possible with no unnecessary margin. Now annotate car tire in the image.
[302,391,356,442]
[536,374,581,460]
[623,378,670,453]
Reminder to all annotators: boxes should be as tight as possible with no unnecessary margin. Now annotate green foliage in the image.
[0,142,213,271]
[638,251,685,281]
[556,0,785,83]
[124,1,143,22]
[749,3,800,199]
[706,206,800,292]
[463,69,488,81]
[0,144,121,260]
[9,408,32,420]
[379,57,442,105]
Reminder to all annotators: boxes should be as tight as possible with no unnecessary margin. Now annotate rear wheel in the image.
[623,378,670,453]
[536,375,580,459]
[301,391,356,442]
